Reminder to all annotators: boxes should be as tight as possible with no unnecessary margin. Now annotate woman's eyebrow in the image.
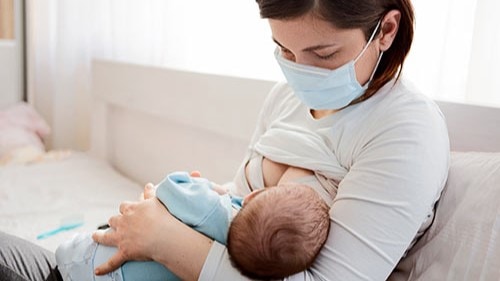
[272,37,336,52]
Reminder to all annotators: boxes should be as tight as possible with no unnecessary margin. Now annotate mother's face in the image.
[269,15,382,87]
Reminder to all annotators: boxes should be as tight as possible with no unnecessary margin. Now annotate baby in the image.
[228,181,330,279]
[56,171,330,281]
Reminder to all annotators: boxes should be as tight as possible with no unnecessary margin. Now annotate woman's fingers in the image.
[119,201,135,215]
[94,251,127,275]
[92,229,116,246]
[92,198,172,276]
[107,214,121,229]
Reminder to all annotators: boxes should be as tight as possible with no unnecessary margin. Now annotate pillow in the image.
[389,152,500,280]
[0,102,51,164]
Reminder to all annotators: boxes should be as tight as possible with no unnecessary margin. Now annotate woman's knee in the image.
[0,231,62,281]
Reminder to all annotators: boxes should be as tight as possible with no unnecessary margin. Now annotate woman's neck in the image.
[311,109,338,119]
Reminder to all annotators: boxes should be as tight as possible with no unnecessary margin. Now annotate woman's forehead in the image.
[269,17,362,50]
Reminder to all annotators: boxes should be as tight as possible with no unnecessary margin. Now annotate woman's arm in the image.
[92,196,212,281]
[285,99,450,280]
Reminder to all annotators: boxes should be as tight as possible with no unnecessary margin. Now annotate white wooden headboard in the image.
[90,60,500,185]
[91,60,275,185]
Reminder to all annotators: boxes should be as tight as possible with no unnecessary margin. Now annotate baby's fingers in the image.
[190,170,201,177]
[94,251,126,275]
[143,183,156,199]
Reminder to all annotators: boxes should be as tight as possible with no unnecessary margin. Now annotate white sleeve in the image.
[285,101,450,280]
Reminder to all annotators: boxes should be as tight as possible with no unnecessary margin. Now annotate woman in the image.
[0,0,449,280]
[92,0,448,280]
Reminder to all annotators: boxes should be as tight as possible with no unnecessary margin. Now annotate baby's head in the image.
[227,183,330,280]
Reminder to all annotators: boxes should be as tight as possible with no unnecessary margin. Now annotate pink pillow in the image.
[0,102,51,158]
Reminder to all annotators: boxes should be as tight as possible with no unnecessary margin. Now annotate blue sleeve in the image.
[155,171,232,244]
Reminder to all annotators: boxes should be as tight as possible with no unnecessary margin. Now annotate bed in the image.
[0,100,142,251]
[1,60,499,279]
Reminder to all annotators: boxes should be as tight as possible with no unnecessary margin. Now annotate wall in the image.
[0,0,23,109]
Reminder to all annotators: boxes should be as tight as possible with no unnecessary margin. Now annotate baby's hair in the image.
[227,183,330,280]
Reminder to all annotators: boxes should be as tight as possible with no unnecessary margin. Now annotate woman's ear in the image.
[378,10,401,51]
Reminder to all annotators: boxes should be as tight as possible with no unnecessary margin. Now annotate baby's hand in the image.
[139,183,157,200]
[190,170,202,177]
[211,182,229,195]
[190,170,228,195]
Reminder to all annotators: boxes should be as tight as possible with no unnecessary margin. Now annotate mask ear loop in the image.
[355,20,384,85]
[354,20,382,63]
[368,51,384,82]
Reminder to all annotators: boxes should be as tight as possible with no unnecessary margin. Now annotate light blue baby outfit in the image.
[56,171,242,281]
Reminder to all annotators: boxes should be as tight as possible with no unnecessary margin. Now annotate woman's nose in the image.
[293,55,316,67]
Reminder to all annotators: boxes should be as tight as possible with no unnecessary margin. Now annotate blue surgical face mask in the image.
[275,21,383,110]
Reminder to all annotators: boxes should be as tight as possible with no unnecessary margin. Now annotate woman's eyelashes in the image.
[316,52,337,60]
[280,48,295,60]
[279,46,338,62]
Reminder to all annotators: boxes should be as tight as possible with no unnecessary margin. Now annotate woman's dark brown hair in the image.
[256,0,415,103]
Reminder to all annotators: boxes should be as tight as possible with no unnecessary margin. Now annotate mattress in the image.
[0,152,142,252]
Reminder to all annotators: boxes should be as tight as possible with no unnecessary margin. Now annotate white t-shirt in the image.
[199,78,450,281]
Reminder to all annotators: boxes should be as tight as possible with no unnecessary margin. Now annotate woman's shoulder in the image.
[371,77,444,121]
[353,78,448,145]
[266,81,295,104]
[260,81,300,117]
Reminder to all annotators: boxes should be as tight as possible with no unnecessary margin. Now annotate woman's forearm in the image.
[153,216,214,281]
[93,197,214,280]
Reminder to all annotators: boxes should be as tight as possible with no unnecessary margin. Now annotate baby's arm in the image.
[155,172,231,244]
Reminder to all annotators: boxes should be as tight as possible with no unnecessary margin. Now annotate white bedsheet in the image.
[0,152,142,252]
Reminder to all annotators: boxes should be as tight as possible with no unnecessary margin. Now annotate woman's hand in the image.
[92,173,214,280]
[92,197,172,275]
